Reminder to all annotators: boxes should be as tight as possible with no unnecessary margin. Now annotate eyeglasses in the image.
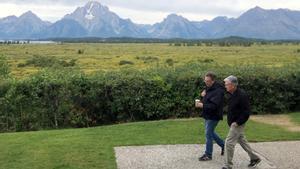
[203,79,213,83]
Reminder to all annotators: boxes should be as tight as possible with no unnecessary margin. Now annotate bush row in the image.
[0,63,299,132]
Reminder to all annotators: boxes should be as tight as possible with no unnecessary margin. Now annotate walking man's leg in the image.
[199,120,217,161]
[204,120,214,159]
[212,130,224,153]
[224,126,241,169]
[238,129,261,167]
[212,122,225,155]
[205,120,215,158]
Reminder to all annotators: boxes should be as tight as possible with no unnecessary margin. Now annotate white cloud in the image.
[0,3,76,22]
[109,6,169,24]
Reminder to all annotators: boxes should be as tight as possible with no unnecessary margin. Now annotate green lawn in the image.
[0,117,299,169]
[289,112,300,125]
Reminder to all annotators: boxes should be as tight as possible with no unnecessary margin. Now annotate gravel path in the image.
[115,141,300,169]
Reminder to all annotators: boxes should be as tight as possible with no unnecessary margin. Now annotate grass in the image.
[0,117,299,169]
[289,112,300,125]
[1,43,300,78]
[0,43,299,168]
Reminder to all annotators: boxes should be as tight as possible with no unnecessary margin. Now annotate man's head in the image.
[224,75,238,93]
[204,72,216,87]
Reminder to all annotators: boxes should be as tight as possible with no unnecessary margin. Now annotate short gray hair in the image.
[224,75,238,86]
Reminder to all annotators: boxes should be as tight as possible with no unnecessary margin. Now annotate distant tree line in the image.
[44,36,300,46]
[3,36,300,46]
[0,40,30,45]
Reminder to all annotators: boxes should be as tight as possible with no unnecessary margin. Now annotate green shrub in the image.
[0,63,299,132]
[165,58,174,66]
[0,55,10,78]
[119,60,134,65]
[17,55,76,68]
[202,58,214,63]
[136,56,159,64]
[77,49,84,54]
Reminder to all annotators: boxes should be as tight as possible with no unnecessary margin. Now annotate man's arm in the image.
[203,90,224,112]
[236,93,250,125]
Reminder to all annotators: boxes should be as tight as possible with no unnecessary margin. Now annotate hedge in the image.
[0,63,299,132]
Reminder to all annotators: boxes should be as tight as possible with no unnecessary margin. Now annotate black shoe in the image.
[248,158,261,167]
[198,154,212,161]
[221,167,232,169]
[221,147,224,156]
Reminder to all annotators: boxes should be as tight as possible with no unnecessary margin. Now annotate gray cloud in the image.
[0,0,245,16]
[4,0,298,15]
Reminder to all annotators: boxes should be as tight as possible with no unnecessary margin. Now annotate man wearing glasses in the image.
[195,72,225,161]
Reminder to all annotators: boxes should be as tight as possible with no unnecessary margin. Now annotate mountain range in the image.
[1,1,300,40]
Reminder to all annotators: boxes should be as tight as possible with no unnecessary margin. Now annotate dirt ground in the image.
[250,114,300,132]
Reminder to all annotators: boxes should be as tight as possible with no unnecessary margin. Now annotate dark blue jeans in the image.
[204,119,224,158]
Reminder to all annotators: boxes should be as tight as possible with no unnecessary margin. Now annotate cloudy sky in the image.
[0,0,300,24]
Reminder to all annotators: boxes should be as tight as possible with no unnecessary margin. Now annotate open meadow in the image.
[1,43,299,78]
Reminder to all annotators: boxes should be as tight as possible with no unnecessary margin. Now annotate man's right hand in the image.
[195,102,203,108]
